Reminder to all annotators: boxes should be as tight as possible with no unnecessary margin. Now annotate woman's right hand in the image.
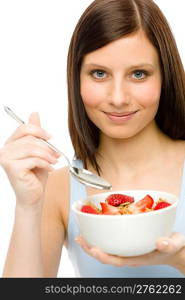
[0,112,60,208]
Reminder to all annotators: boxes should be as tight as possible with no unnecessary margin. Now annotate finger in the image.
[75,236,127,267]
[12,144,59,165]
[5,123,52,144]
[75,236,158,267]
[28,112,41,126]
[156,232,185,254]
[89,248,128,267]
[14,135,60,158]
[75,236,91,252]
[3,135,59,163]
[17,157,55,173]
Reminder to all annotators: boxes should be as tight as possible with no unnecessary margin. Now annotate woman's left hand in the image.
[75,232,185,273]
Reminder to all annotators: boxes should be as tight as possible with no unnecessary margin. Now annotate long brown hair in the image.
[67,0,185,175]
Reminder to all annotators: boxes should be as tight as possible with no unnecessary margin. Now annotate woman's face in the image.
[80,30,162,139]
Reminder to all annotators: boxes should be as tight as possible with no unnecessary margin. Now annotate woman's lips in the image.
[104,111,138,122]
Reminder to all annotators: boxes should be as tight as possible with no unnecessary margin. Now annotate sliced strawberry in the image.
[128,194,154,214]
[105,193,134,207]
[81,205,99,214]
[154,201,171,210]
[136,195,154,209]
[100,202,121,215]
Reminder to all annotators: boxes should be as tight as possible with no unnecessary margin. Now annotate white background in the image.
[0,0,184,277]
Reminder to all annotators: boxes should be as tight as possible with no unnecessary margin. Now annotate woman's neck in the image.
[97,121,172,176]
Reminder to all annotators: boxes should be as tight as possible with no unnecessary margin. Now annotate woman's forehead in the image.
[82,30,160,69]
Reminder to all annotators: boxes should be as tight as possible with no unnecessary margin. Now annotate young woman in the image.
[0,0,185,277]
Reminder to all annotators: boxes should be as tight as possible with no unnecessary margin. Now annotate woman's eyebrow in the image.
[83,63,155,70]
[83,63,110,69]
[128,63,155,69]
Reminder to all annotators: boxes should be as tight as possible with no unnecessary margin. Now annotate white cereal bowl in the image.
[72,190,178,256]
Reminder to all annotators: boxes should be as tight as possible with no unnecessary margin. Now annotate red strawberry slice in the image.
[100,202,121,215]
[154,201,171,210]
[128,194,154,214]
[136,195,154,209]
[81,205,99,214]
[105,193,134,207]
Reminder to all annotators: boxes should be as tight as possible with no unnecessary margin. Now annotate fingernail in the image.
[161,240,169,247]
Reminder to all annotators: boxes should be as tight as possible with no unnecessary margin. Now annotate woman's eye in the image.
[132,70,147,80]
[90,70,107,79]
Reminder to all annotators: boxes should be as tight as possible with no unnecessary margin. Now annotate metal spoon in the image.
[4,106,112,190]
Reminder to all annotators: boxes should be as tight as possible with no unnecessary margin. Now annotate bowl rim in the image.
[72,189,178,219]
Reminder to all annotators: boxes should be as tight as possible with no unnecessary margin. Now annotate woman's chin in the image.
[103,130,138,140]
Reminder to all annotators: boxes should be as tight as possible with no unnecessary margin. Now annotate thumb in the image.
[156,233,185,254]
[28,112,41,127]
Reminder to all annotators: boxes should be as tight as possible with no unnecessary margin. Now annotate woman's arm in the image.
[0,112,61,277]
[2,167,68,278]
[41,167,69,277]
[2,204,44,277]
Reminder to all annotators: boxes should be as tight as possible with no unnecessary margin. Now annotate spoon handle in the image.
[3,106,70,165]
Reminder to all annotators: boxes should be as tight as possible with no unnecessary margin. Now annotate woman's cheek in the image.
[81,82,105,107]
[133,82,161,107]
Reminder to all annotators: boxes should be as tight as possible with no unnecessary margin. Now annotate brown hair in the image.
[67,0,185,175]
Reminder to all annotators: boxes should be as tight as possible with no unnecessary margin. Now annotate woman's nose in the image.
[108,79,130,107]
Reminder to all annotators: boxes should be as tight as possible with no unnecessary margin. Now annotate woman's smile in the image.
[103,110,139,123]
